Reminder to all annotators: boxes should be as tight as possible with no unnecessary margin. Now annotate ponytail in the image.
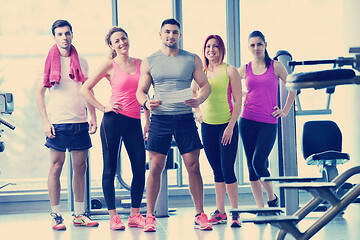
[265,49,271,69]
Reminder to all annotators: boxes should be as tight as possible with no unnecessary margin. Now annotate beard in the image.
[164,40,177,49]
[165,44,176,49]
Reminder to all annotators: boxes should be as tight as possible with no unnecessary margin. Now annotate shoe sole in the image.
[194,225,213,230]
[144,227,156,232]
[53,226,66,231]
[128,224,144,228]
[110,226,126,230]
[231,222,242,228]
[74,222,99,227]
[210,220,227,225]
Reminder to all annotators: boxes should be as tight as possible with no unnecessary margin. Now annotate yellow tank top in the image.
[200,63,233,124]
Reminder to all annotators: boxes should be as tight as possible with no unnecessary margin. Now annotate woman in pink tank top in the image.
[80,27,149,230]
[237,31,296,210]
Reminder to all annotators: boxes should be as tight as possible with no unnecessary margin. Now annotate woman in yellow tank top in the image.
[192,35,242,228]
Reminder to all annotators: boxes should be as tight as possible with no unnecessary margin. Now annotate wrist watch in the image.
[142,100,148,110]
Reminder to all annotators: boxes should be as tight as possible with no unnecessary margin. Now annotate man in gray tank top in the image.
[136,18,212,232]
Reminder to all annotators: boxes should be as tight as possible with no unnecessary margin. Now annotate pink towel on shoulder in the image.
[43,44,85,88]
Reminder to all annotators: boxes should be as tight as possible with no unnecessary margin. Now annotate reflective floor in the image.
[0,204,359,240]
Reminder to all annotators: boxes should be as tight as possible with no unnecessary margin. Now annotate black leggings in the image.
[100,112,146,210]
[239,118,277,181]
[201,122,238,184]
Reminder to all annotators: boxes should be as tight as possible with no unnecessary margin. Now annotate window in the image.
[0,0,112,191]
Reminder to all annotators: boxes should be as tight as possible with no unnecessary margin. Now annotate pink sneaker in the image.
[110,215,125,230]
[128,213,145,228]
[209,210,227,224]
[144,214,156,232]
[194,213,213,230]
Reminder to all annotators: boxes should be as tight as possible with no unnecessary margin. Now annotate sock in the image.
[74,202,85,216]
[51,205,61,215]
[146,213,155,217]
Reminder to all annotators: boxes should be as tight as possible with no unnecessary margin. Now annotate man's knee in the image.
[49,153,65,176]
[73,161,87,175]
[182,150,200,172]
[71,150,88,174]
[49,162,64,177]
[186,160,201,176]
[149,161,165,176]
[148,151,166,175]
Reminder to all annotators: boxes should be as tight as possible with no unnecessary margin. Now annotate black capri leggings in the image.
[100,112,146,210]
[239,118,277,181]
[201,122,238,184]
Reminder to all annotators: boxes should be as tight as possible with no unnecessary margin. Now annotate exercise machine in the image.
[0,92,15,189]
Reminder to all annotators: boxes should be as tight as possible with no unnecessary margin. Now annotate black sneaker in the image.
[267,194,279,207]
[230,213,241,228]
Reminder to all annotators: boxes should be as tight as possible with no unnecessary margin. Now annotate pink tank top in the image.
[109,58,141,119]
[241,60,279,124]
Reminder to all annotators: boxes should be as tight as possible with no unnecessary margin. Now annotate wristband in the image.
[142,100,149,110]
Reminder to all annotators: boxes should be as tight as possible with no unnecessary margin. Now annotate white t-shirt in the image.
[46,56,89,124]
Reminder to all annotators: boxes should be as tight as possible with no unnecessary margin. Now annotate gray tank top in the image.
[148,49,195,115]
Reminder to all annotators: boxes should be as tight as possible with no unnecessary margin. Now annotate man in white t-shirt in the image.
[35,19,98,230]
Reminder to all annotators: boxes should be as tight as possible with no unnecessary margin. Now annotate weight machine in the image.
[0,92,15,189]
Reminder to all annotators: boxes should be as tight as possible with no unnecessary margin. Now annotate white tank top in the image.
[47,56,89,124]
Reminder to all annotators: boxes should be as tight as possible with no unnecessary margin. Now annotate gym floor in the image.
[1,203,359,240]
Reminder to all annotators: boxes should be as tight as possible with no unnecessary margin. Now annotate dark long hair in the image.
[203,35,226,70]
[105,26,128,59]
[248,30,271,69]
